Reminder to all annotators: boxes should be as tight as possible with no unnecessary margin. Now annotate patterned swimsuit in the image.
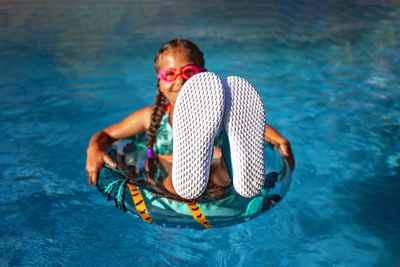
[152,103,226,156]
[152,103,173,156]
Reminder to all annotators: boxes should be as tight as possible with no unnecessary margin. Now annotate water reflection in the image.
[1,0,400,266]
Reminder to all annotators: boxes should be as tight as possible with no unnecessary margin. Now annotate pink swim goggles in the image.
[157,65,204,82]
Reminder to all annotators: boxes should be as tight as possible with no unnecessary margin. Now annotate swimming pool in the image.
[1,0,399,266]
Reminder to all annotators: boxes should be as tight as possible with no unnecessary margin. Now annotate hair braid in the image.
[146,82,167,154]
[143,39,205,190]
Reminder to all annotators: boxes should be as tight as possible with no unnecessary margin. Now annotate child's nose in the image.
[176,74,186,83]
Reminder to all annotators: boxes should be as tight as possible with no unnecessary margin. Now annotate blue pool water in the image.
[1,0,400,266]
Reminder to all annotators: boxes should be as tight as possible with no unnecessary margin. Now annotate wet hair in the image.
[146,39,205,157]
[153,39,205,73]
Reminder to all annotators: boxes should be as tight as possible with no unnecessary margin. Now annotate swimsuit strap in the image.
[164,102,171,114]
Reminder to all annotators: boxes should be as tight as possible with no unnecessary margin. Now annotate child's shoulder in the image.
[128,105,154,117]
[141,105,155,114]
[135,104,155,121]
[121,105,155,131]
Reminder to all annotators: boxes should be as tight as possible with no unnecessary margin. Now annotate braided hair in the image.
[146,39,205,156]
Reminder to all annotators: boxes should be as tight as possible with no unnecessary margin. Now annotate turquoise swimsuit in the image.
[153,110,173,156]
[153,105,227,154]
[152,104,224,153]
[151,103,233,178]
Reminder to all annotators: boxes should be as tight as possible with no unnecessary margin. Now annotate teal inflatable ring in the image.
[96,134,292,229]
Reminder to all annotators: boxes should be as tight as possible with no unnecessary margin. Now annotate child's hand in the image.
[279,141,295,171]
[86,146,117,187]
[264,125,295,171]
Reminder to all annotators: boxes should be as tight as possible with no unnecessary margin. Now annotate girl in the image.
[86,39,294,200]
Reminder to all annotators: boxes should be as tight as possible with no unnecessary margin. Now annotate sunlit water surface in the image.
[1,1,399,266]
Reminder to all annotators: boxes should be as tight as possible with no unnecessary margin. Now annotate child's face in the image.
[157,47,196,105]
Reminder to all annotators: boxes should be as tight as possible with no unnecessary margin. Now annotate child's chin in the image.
[170,92,180,99]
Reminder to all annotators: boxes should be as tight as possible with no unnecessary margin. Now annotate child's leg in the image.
[162,146,231,198]
[206,146,232,199]
[172,72,225,199]
[222,76,266,198]
[208,147,231,187]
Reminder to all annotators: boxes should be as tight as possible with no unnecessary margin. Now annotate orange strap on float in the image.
[127,183,154,223]
[187,202,211,228]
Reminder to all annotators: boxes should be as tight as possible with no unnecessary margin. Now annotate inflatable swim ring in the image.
[96,133,292,229]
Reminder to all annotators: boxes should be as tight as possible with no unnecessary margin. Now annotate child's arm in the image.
[86,105,154,186]
[265,124,295,171]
